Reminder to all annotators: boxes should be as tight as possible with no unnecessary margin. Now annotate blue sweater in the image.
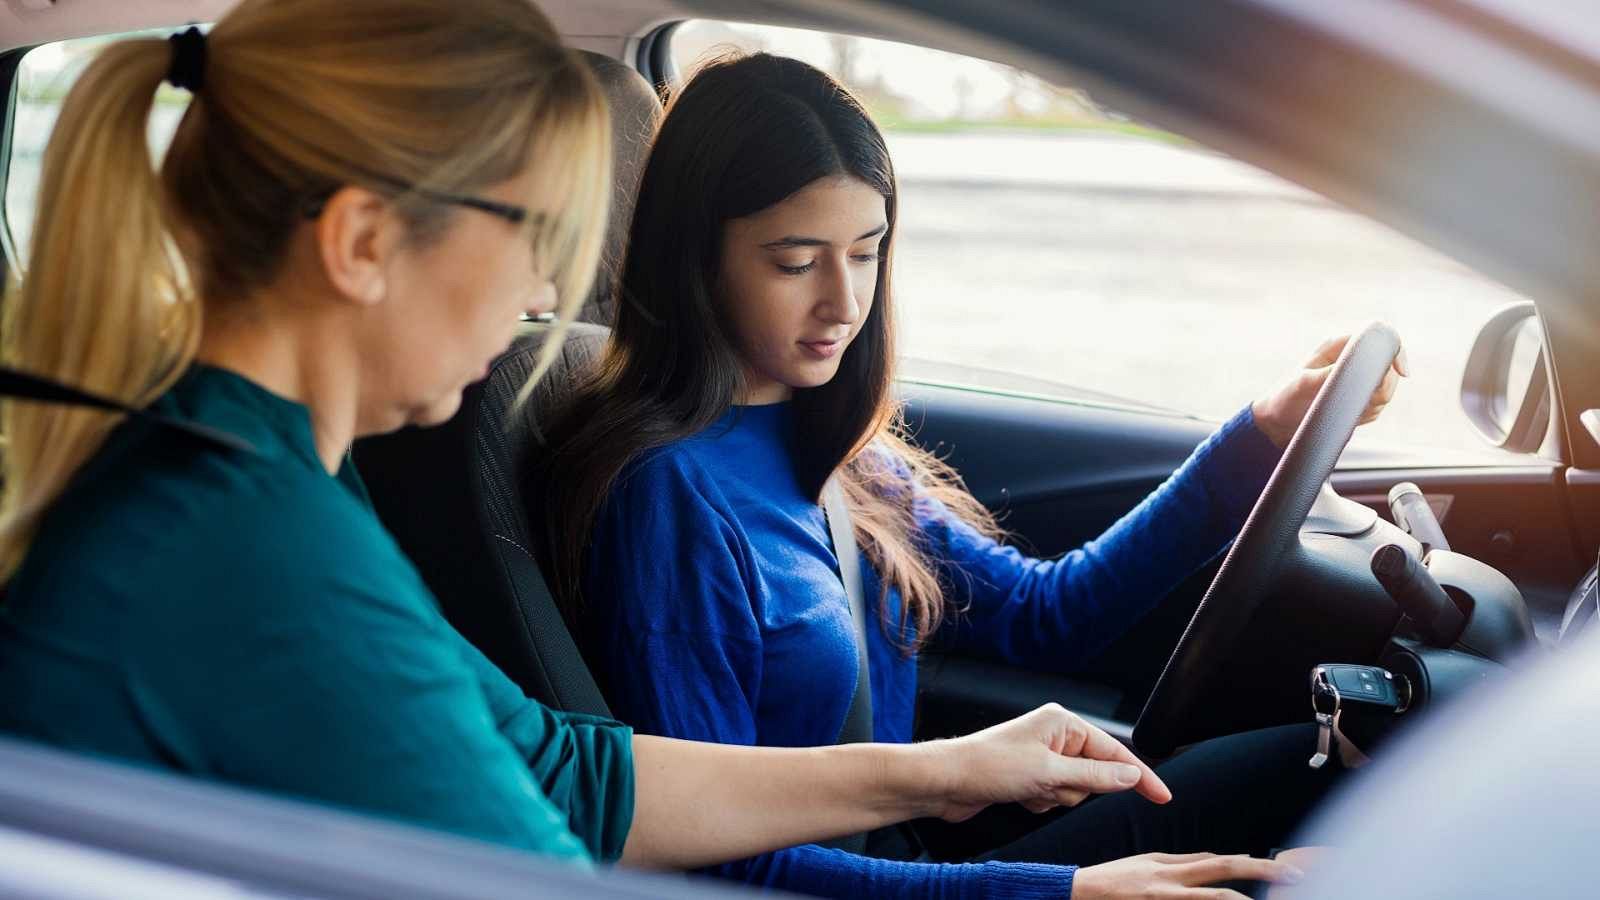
[584,402,1282,899]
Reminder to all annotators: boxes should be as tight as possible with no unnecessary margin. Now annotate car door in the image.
[905,385,1221,742]
[0,736,754,900]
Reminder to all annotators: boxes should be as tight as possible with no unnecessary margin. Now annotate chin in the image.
[790,362,846,390]
[412,392,465,428]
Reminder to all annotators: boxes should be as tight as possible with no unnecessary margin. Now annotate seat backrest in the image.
[352,50,658,713]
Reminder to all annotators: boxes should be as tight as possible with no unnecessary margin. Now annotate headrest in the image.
[497,321,610,451]
[574,50,662,326]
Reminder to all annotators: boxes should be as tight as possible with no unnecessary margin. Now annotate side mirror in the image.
[1460,301,1550,454]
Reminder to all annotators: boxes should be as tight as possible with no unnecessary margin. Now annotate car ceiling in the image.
[4,0,1599,470]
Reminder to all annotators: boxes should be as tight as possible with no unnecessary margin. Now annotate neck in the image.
[736,373,792,405]
[196,297,359,475]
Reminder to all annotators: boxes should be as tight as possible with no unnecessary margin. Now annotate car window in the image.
[668,21,1544,465]
[5,29,194,267]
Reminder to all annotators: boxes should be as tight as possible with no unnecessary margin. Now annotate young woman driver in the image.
[539,53,1405,898]
[0,0,1176,877]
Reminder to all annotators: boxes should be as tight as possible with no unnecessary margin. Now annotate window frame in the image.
[0,734,756,899]
[0,46,30,275]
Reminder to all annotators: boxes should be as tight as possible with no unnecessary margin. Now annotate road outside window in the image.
[669,21,1540,464]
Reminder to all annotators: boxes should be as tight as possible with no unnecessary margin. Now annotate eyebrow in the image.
[761,223,887,250]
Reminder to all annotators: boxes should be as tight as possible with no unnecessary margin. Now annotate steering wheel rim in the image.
[1132,322,1402,758]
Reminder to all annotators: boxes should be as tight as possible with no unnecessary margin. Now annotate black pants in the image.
[974,723,1342,868]
[868,724,1342,869]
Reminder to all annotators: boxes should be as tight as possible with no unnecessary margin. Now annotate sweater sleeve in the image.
[585,451,1079,899]
[454,626,636,863]
[931,405,1283,670]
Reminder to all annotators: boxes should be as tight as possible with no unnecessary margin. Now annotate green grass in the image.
[876,115,1192,145]
[18,87,191,106]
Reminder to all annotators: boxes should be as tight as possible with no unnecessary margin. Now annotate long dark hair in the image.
[536,52,998,650]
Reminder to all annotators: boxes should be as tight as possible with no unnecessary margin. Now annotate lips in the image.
[798,338,845,359]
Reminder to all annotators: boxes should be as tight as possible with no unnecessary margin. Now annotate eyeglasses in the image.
[300,185,529,225]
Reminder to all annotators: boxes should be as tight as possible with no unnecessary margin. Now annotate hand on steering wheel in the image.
[1133,323,1405,757]
[1251,333,1409,448]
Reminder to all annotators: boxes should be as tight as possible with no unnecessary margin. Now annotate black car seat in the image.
[351,50,659,715]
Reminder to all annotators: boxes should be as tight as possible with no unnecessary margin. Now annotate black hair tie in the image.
[166,26,206,93]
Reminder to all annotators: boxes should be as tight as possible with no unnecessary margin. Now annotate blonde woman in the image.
[0,0,1173,876]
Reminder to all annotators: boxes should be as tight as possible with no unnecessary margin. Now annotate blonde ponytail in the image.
[0,39,198,577]
[1,0,612,579]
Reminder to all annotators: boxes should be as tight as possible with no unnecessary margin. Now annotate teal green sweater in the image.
[0,365,634,863]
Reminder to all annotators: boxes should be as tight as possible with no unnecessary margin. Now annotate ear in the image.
[314,186,403,307]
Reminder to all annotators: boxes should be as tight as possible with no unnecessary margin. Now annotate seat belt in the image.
[818,476,872,855]
[823,476,873,745]
[0,366,257,455]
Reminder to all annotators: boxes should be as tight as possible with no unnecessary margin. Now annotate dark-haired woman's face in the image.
[719,175,886,405]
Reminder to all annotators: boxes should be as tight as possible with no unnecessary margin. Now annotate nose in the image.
[817,260,861,326]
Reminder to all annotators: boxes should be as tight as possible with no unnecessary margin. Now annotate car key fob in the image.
[1308,664,1410,769]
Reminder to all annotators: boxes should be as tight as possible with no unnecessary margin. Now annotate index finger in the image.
[1069,719,1172,804]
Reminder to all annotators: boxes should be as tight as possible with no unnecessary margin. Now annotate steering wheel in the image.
[1132,322,1403,758]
